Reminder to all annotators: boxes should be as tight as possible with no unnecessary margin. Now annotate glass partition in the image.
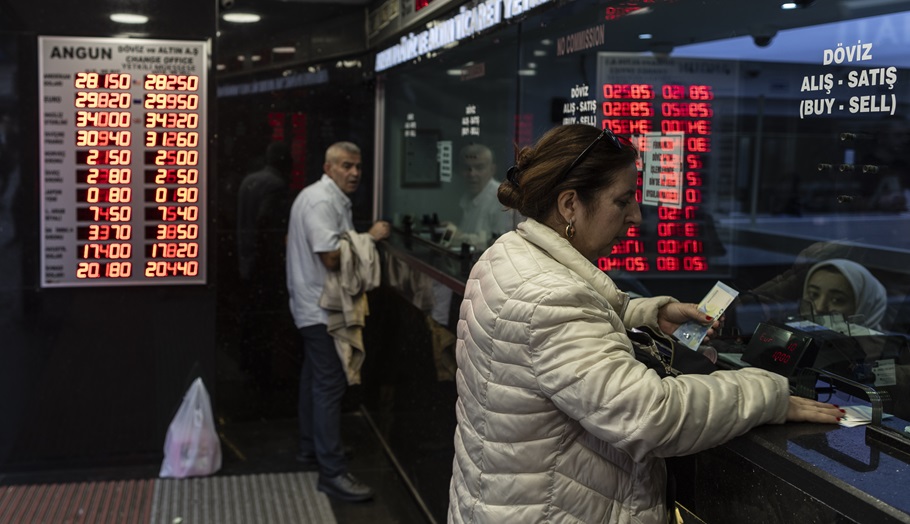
[381,25,521,253]
[374,0,910,519]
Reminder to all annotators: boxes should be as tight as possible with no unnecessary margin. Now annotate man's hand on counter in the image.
[369,220,392,241]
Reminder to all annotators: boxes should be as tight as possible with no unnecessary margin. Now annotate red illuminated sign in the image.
[598,81,715,274]
[39,36,208,287]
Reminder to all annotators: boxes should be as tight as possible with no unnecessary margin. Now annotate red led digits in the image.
[657,239,704,254]
[658,222,699,237]
[602,84,655,99]
[76,262,133,279]
[143,93,200,110]
[149,223,199,240]
[149,205,199,222]
[78,168,132,184]
[146,168,199,184]
[658,206,698,220]
[78,186,133,204]
[143,74,200,91]
[79,242,132,260]
[686,137,710,153]
[146,242,199,259]
[144,260,199,277]
[145,131,199,148]
[598,80,714,273]
[611,239,645,255]
[598,257,650,272]
[75,111,131,128]
[77,224,132,241]
[601,101,654,117]
[685,172,703,187]
[662,85,713,101]
[140,72,203,280]
[74,72,131,90]
[80,205,132,222]
[689,85,714,100]
[604,119,653,134]
[76,149,132,166]
[147,150,199,166]
[149,187,199,203]
[145,112,199,129]
[656,257,680,271]
[660,102,714,118]
[75,91,132,109]
[661,119,711,135]
[54,53,205,284]
[76,130,132,147]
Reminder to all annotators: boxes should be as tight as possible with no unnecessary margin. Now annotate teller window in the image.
[377,0,910,437]
[380,24,522,254]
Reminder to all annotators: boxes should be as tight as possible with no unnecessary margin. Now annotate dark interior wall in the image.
[0,1,218,470]
[213,69,377,423]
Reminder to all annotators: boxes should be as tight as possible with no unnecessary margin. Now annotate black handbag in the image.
[627,325,718,524]
[628,325,718,377]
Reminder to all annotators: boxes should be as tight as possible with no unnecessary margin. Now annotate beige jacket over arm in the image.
[448,219,790,524]
[319,231,381,385]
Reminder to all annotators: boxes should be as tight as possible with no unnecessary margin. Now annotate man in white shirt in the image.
[432,144,520,328]
[451,143,518,250]
[286,141,390,502]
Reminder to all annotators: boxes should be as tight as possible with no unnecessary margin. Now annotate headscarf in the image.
[802,258,887,330]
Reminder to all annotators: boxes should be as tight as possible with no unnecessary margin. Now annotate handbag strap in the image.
[628,328,679,377]
[633,325,718,375]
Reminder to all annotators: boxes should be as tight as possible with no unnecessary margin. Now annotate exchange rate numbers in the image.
[145,131,199,148]
[41,37,208,285]
[600,82,715,274]
[76,261,133,279]
[76,130,132,147]
[143,74,200,91]
[74,72,131,90]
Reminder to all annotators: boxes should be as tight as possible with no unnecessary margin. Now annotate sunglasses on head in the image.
[557,127,625,184]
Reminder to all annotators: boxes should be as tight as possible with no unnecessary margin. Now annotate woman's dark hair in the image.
[498,124,639,221]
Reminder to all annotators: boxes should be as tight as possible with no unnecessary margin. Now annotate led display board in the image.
[38,36,208,287]
[592,54,736,275]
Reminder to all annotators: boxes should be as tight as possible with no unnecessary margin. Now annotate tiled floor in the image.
[218,413,432,524]
[0,412,432,524]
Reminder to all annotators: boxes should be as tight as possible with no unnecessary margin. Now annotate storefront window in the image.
[376,0,910,448]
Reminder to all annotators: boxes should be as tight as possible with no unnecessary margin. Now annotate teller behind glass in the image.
[799,259,910,421]
[735,242,897,335]
[800,258,887,333]
[430,143,520,328]
[444,143,521,251]
[447,123,843,524]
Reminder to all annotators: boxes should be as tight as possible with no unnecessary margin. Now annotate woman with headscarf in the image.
[802,258,888,330]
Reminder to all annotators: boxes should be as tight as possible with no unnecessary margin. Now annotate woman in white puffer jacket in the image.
[447,124,844,524]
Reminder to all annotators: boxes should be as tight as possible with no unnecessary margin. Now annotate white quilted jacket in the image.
[448,219,790,524]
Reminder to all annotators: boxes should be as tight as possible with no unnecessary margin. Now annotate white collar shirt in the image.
[286,174,353,327]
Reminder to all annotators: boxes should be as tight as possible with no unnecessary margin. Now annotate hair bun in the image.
[506,165,520,186]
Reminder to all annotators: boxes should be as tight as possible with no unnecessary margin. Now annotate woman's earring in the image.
[565,220,576,239]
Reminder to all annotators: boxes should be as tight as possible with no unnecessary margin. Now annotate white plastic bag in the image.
[159,377,222,478]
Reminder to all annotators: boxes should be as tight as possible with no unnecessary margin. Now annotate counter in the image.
[683,420,910,523]
[368,233,910,523]
[381,229,475,295]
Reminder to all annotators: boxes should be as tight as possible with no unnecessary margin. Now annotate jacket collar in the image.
[516,218,630,316]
